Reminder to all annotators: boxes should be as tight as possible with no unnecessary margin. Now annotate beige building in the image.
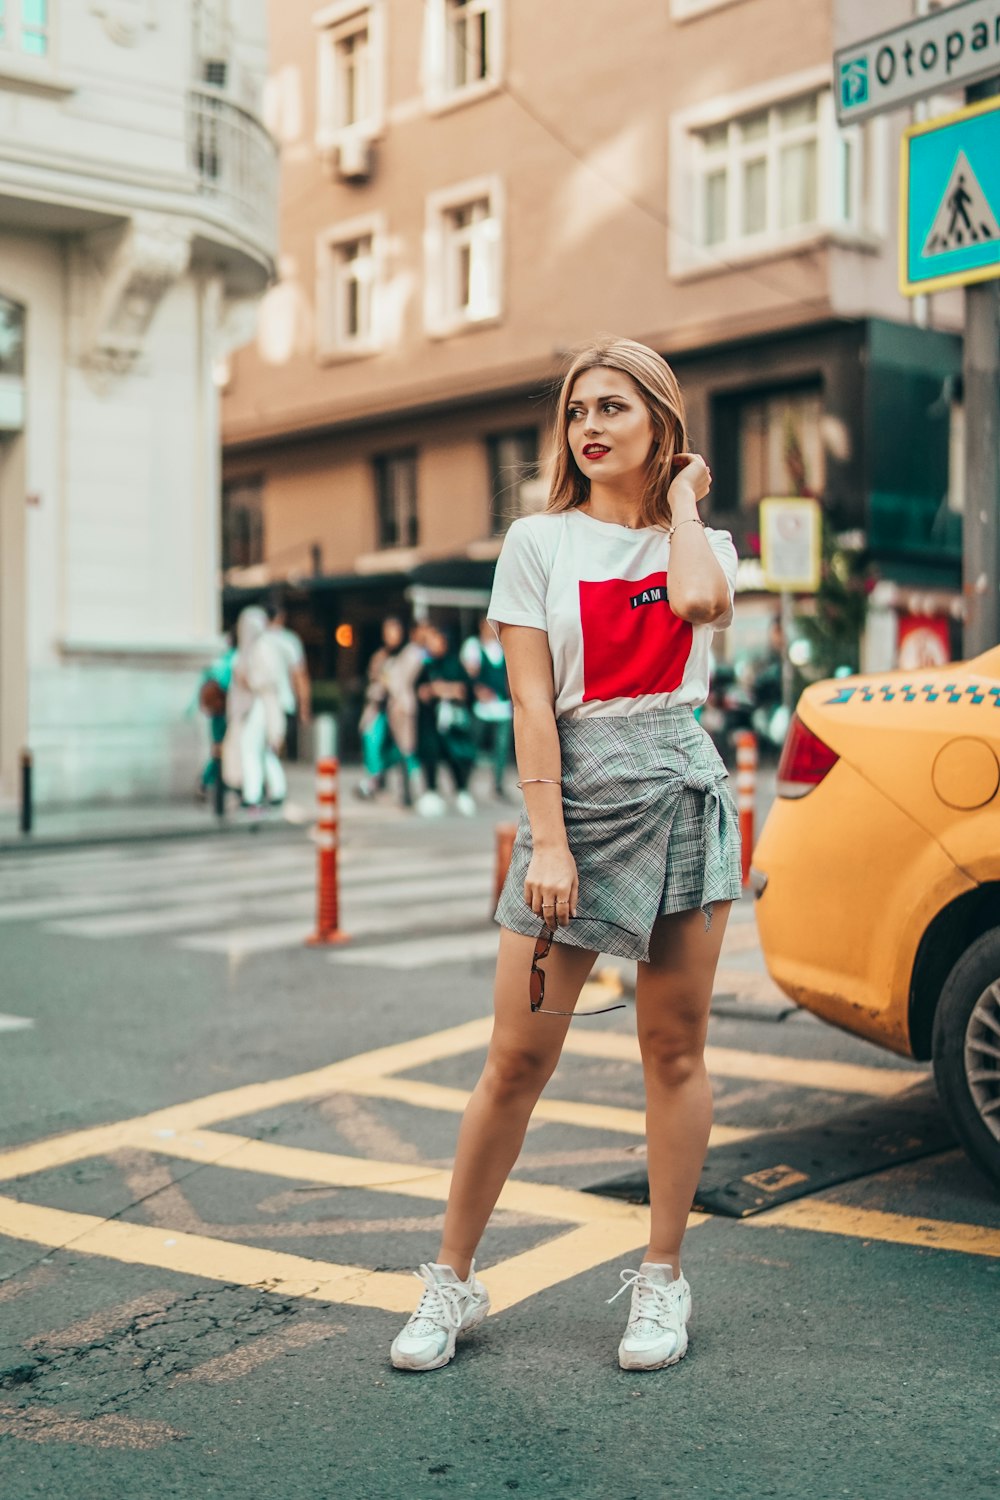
[222,0,967,739]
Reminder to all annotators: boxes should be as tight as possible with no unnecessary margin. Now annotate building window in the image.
[426,178,502,334]
[672,77,874,272]
[315,1,384,147]
[0,0,49,56]
[374,451,419,550]
[317,216,383,356]
[222,477,265,571]
[737,388,825,512]
[487,429,538,535]
[447,0,492,90]
[425,0,502,108]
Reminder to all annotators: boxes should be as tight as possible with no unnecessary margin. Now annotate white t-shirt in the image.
[487,509,738,720]
[268,625,305,714]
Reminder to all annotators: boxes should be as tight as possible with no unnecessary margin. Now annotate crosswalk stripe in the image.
[60,895,493,944]
[1,846,489,905]
[180,906,497,957]
[0,1014,33,1032]
[327,930,501,968]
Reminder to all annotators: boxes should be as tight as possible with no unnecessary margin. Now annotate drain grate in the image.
[584,1083,955,1218]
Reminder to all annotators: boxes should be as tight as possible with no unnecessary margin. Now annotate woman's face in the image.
[383,618,404,650]
[565,367,657,486]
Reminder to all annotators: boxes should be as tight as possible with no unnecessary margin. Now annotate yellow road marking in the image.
[485,1219,662,1314]
[0,1195,418,1313]
[337,1073,753,1145]
[561,1031,925,1097]
[0,1403,184,1451]
[0,1016,495,1187]
[750,1198,1000,1258]
[118,1127,651,1227]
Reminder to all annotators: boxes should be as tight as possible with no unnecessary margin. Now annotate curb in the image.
[0,813,309,857]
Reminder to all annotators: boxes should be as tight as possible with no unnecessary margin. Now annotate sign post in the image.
[898,92,1000,295]
[759,497,822,707]
[837,3,1000,656]
[835,0,1000,125]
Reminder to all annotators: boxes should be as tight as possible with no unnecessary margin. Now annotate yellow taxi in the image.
[751,644,1000,1186]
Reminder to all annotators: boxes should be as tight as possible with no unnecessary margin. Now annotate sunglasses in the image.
[530,926,627,1018]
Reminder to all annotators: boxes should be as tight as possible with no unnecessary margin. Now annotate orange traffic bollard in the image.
[493,822,518,910]
[734,730,757,887]
[306,752,350,946]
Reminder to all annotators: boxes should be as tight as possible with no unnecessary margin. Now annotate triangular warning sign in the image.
[923,152,1000,257]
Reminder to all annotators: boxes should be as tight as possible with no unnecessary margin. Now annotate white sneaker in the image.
[415,790,447,818]
[455,790,477,817]
[609,1262,691,1370]
[390,1261,490,1372]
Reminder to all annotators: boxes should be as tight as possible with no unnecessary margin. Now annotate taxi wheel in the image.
[932,929,1000,1190]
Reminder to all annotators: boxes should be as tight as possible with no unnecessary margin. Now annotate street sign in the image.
[759,498,821,593]
[835,0,1000,125]
[899,93,1000,295]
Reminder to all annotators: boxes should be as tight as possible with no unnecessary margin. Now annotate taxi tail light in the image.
[776,714,839,798]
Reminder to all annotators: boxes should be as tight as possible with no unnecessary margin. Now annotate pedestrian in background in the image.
[391,337,740,1376]
[356,616,425,806]
[415,625,478,817]
[266,599,311,761]
[222,606,287,809]
[195,632,235,801]
[460,615,513,800]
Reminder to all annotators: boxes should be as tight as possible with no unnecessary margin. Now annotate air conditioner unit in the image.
[337,135,373,182]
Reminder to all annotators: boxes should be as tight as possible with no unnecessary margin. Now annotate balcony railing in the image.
[187,88,277,248]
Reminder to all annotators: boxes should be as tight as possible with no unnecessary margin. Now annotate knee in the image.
[483,1046,555,1104]
[638,1028,706,1088]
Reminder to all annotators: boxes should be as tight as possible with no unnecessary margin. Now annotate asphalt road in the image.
[0,787,997,1500]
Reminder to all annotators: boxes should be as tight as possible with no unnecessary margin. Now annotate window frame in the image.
[424,175,504,337]
[0,0,51,61]
[373,449,420,552]
[486,428,539,536]
[316,212,386,360]
[314,0,385,152]
[221,475,266,573]
[669,66,884,278]
[423,0,504,114]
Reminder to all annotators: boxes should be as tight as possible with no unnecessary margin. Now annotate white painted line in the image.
[179,898,494,957]
[327,929,499,969]
[0,1014,34,1032]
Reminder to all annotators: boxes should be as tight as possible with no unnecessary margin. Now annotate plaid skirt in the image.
[494,706,742,962]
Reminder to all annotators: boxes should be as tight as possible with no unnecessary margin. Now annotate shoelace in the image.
[404,1265,465,1338]
[607,1268,684,1336]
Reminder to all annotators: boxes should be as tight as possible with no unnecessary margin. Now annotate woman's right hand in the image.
[524,845,578,927]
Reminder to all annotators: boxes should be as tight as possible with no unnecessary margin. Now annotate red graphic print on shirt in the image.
[579,571,693,702]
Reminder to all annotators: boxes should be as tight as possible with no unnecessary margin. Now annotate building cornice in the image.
[222,300,839,455]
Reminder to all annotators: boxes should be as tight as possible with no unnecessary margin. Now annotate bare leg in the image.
[634,902,732,1277]
[436,929,598,1279]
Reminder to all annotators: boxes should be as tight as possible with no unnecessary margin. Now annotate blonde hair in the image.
[547,337,689,529]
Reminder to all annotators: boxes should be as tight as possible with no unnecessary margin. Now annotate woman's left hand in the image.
[667,452,713,509]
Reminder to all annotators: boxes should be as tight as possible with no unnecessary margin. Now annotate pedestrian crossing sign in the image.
[900,93,1000,295]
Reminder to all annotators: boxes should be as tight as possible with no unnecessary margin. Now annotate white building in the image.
[0,0,276,807]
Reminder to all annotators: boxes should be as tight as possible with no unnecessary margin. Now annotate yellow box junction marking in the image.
[0,1013,990,1319]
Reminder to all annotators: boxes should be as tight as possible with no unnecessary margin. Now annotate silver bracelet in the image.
[667,517,706,541]
[516,777,562,789]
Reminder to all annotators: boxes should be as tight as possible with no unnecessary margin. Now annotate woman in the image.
[390,338,741,1375]
[356,616,424,806]
[221,606,287,809]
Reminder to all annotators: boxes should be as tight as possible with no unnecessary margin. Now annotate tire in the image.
[932,927,1000,1190]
